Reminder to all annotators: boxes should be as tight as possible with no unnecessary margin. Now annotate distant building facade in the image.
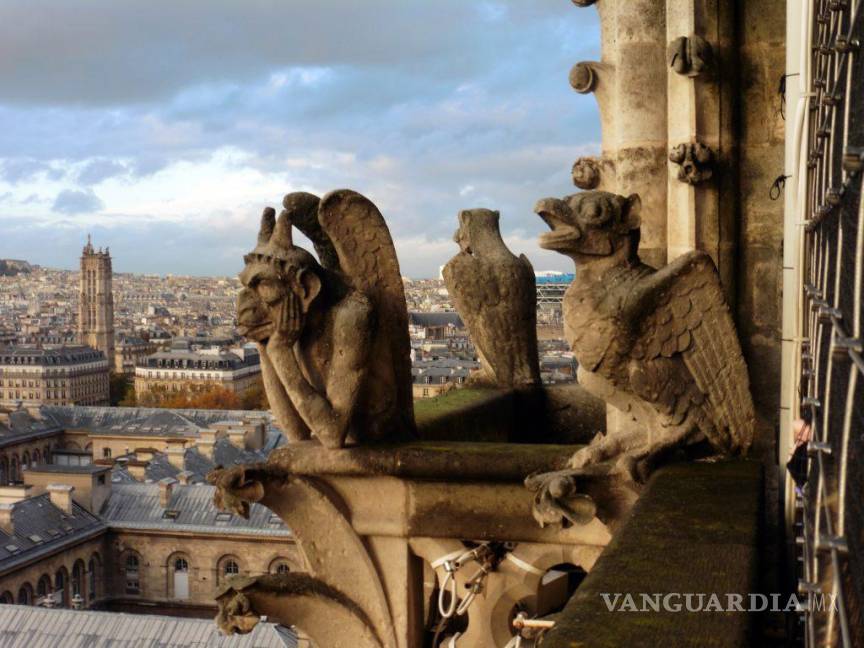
[114,335,157,376]
[411,358,480,399]
[0,346,110,409]
[78,237,115,367]
[134,345,261,402]
[408,312,464,340]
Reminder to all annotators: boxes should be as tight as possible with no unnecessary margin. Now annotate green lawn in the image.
[413,387,495,427]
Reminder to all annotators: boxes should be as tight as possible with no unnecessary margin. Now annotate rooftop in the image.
[101,483,292,537]
[0,494,105,574]
[0,346,106,366]
[42,405,274,440]
[25,463,110,475]
[0,605,296,647]
[0,409,63,449]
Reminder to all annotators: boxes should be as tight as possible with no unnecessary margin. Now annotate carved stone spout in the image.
[443,208,541,388]
[216,574,384,648]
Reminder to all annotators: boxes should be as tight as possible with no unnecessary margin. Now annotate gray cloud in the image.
[52,188,105,214]
[77,158,128,185]
[0,1,602,276]
[0,1,591,107]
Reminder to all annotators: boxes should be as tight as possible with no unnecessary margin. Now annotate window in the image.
[71,561,84,598]
[275,563,290,575]
[17,584,32,605]
[54,569,66,606]
[174,557,188,572]
[36,576,50,600]
[124,554,140,594]
[88,557,97,600]
[223,560,239,577]
[103,448,111,458]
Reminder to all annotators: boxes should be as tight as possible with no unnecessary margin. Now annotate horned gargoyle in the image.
[529,190,754,513]
[442,209,541,387]
[237,190,415,448]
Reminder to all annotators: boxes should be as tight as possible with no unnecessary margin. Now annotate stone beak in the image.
[534,197,582,252]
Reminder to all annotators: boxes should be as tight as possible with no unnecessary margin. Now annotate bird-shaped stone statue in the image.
[533,190,754,481]
[443,208,541,387]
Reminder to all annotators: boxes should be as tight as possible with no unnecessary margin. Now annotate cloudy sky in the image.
[0,1,599,278]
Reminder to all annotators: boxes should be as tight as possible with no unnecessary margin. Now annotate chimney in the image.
[0,485,33,505]
[158,477,177,508]
[227,426,246,449]
[166,445,186,470]
[135,448,156,462]
[176,470,194,486]
[197,428,218,460]
[0,503,14,534]
[126,460,149,481]
[47,484,74,514]
[197,440,215,461]
[244,422,266,451]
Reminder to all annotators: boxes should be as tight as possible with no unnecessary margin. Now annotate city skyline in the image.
[0,1,600,278]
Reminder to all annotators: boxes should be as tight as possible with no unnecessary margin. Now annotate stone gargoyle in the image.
[216,574,384,648]
[527,190,754,522]
[237,190,415,448]
[442,208,541,387]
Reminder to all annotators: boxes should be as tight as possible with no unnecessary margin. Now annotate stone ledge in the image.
[541,460,764,648]
[268,440,581,482]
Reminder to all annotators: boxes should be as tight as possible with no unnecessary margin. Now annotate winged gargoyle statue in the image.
[526,190,754,522]
[442,208,541,387]
[237,190,415,448]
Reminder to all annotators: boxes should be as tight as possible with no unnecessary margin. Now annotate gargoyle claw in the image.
[524,469,597,528]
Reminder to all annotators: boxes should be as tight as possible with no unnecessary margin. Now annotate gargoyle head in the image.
[534,191,641,262]
[453,208,501,255]
[237,203,324,343]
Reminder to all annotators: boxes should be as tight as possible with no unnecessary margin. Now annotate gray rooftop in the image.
[0,605,296,647]
[0,494,105,574]
[0,409,63,449]
[0,345,106,366]
[42,405,272,437]
[101,483,293,537]
[26,463,110,475]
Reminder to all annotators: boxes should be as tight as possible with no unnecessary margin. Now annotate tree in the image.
[109,373,135,407]
[240,379,269,411]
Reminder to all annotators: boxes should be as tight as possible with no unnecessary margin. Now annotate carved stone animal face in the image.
[534,191,641,258]
[237,207,323,343]
[453,208,500,254]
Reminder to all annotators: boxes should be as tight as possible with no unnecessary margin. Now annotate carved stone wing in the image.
[281,191,340,271]
[443,253,540,387]
[316,190,414,437]
[631,251,755,454]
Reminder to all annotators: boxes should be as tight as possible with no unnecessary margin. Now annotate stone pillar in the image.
[665,0,737,301]
[571,0,669,269]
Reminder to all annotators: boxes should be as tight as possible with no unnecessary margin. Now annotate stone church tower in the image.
[78,235,115,367]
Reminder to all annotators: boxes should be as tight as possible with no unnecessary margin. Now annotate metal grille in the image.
[799,1,863,646]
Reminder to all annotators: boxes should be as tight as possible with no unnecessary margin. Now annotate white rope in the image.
[437,568,458,619]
